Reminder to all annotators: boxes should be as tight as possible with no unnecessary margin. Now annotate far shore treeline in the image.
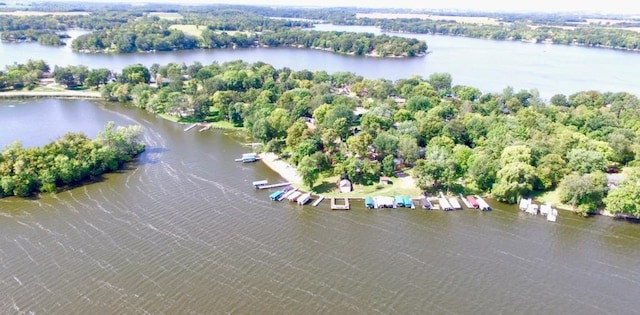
[2,3,640,53]
[2,58,640,218]
[0,122,145,198]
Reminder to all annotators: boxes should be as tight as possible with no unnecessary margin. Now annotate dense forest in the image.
[69,14,426,57]
[9,58,636,217]
[0,122,145,198]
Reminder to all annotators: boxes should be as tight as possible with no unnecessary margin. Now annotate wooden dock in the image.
[312,195,325,207]
[198,124,212,132]
[257,182,292,190]
[278,188,298,201]
[330,198,350,210]
[184,123,198,131]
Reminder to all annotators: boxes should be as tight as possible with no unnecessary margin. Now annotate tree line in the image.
[0,123,145,198]
[70,17,426,57]
[4,53,640,217]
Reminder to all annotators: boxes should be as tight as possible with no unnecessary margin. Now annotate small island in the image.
[0,122,145,198]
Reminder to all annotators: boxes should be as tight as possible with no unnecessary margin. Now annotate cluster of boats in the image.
[365,196,415,209]
[519,198,558,222]
[269,186,314,205]
[365,192,491,211]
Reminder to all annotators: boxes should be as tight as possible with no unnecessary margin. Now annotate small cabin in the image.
[379,176,392,185]
[338,179,352,193]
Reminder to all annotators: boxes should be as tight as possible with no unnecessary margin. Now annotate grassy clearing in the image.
[169,24,203,38]
[149,12,183,20]
[307,174,421,198]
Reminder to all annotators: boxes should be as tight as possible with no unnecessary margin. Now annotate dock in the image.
[184,123,198,131]
[278,187,297,201]
[198,124,212,132]
[475,196,491,211]
[257,182,292,190]
[448,197,462,210]
[312,195,325,207]
[460,194,473,208]
[420,196,433,210]
[297,193,311,205]
[439,192,453,211]
[287,191,302,202]
[235,153,260,162]
[330,198,350,210]
[252,180,268,188]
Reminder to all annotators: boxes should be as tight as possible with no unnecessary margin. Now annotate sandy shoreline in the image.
[258,152,303,185]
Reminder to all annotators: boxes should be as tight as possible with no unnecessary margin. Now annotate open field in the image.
[169,24,203,38]
[355,13,505,25]
[169,24,250,38]
[0,11,89,16]
[148,12,183,20]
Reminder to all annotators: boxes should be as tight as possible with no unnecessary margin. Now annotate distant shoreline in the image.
[0,90,102,99]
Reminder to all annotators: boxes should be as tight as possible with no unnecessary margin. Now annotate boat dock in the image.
[330,198,350,210]
[448,196,462,210]
[287,191,302,202]
[460,194,473,208]
[257,182,292,190]
[312,195,325,207]
[184,123,198,131]
[439,192,453,211]
[198,124,211,132]
[475,196,491,211]
[278,187,297,201]
[235,153,260,162]
[297,193,311,205]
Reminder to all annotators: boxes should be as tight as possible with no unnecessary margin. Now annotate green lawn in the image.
[169,24,203,38]
[306,174,422,198]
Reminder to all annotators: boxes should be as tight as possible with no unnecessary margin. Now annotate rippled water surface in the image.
[1,99,639,314]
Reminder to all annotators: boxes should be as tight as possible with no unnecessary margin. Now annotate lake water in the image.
[1,99,639,314]
[2,27,640,313]
[2,27,640,99]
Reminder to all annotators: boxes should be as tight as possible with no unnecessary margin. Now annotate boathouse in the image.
[338,179,352,193]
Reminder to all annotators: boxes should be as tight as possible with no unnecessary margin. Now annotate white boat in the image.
[519,198,531,211]
[526,203,539,215]
[448,197,462,210]
[297,193,311,205]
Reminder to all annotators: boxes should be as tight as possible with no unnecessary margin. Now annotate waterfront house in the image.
[338,179,352,193]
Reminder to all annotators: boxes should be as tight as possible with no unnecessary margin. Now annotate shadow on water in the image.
[137,146,169,165]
